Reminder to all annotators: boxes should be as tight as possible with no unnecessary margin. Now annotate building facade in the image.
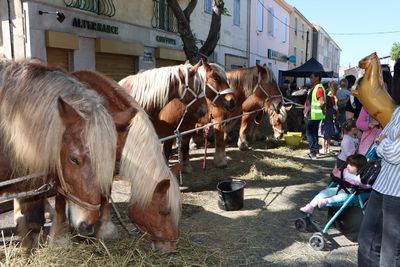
[249,0,291,81]
[312,24,341,77]
[286,6,313,86]
[1,0,190,81]
[190,0,249,70]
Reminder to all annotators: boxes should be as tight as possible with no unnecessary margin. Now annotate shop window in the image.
[152,0,177,33]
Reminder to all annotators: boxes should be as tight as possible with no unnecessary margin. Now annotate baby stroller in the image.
[295,145,381,250]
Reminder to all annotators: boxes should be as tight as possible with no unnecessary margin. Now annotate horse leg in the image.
[213,122,227,168]
[50,193,70,246]
[238,98,260,151]
[237,113,255,151]
[163,141,173,162]
[95,197,118,240]
[14,197,45,249]
[181,136,193,173]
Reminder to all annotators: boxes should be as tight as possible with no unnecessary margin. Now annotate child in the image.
[300,154,367,214]
[336,119,359,170]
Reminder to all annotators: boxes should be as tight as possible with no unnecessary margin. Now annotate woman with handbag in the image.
[358,106,400,267]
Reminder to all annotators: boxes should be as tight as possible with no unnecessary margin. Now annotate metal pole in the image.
[303,30,310,85]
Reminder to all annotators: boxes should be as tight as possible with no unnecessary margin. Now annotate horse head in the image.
[254,64,290,139]
[198,60,236,112]
[57,96,115,237]
[177,61,208,119]
[128,177,179,254]
[267,103,292,139]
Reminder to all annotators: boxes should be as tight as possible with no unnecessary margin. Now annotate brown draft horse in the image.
[0,59,118,248]
[119,60,235,172]
[73,70,181,254]
[224,64,291,151]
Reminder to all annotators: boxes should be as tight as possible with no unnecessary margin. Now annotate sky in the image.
[285,0,400,67]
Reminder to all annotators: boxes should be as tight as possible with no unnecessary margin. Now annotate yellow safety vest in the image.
[311,83,326,120]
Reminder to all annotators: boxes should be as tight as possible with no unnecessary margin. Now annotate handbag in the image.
[359,159,381,186]
[359,143,382,185]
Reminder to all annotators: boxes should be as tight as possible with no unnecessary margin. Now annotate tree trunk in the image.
[167,0,224,64]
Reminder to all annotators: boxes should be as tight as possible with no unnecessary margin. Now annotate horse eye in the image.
[69,155,80,165]
[160,207,171,216]
[213,76,220,82]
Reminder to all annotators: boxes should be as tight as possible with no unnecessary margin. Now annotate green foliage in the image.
[390,42,400,60]
[221,7,231,16]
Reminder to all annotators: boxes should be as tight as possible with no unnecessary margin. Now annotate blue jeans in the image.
[311,187,348,205]
[358,190,400,267]
[306,118,320,155]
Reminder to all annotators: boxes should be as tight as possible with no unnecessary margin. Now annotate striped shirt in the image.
[373,107,400,197]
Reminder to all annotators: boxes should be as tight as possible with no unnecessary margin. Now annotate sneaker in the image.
[319,149,327,154]
[300,204,314,214]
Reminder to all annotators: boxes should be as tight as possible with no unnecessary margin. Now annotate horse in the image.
[0,59,118,248]
[119,60,235,172]
[72,70,181,254]
[356,52,397,127]
[224,64,291,151]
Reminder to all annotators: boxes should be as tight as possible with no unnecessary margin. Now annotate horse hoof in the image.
[238,141,249,151]
[213,158,227,168]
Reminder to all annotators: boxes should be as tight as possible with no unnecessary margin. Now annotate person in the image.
[304,72,326,159]
[345,76,363,121]
[300,154,367,214]
[336,119,359,170]
[336,78,351,127]
[358,106,400,266]
[319,84,336,154]
[356,106,382,155]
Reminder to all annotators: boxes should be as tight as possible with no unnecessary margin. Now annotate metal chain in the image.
[0,182,53,203]
[174,130,183,185]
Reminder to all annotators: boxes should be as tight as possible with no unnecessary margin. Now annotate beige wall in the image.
[288,8,313,69]
[33,0,152,27]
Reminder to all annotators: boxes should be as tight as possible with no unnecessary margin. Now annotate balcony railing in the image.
[63,0,116,17]
[152,0,177,33]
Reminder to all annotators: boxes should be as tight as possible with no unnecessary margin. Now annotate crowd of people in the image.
[296,62,400,266]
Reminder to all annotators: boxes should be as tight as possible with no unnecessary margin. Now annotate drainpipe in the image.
[7,0,15,59]
[246,0,251,67]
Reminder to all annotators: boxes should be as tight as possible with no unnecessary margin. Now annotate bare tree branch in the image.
[183,0,197,19]
[167,0,224,64]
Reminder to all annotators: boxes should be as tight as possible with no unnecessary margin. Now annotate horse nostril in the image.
[78,221,94,236]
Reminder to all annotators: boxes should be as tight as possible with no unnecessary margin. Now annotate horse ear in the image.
[284,104,293,111]
[189,60,202,75]
[256,64,265,73]
[201,59,211,72]
[112,107,137,131]
[154,179,171,196]
[57,97,82,127]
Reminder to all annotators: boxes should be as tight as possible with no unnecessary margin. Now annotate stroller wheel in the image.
[309,233,325,251]
[295,218,308,232]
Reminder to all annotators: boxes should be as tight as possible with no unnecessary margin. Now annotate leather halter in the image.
[179,67,205,110]
[202,78,233,104]
[56,165,101,212]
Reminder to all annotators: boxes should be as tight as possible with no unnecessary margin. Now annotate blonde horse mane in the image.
[227,66,276,97]
[0,59,116,193]
[116,96,181,225]
[119,65,191,111]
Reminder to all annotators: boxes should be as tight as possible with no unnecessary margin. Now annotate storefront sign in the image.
[268,49,288,62]
[72,18,118,35]
[156,35,176,45]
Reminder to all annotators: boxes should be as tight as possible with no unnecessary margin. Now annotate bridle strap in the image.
[56,161,101,212]
[203,81,233,104]
[57,186,101,211]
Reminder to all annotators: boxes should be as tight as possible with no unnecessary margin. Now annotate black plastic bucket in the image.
[217,180,246,211]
